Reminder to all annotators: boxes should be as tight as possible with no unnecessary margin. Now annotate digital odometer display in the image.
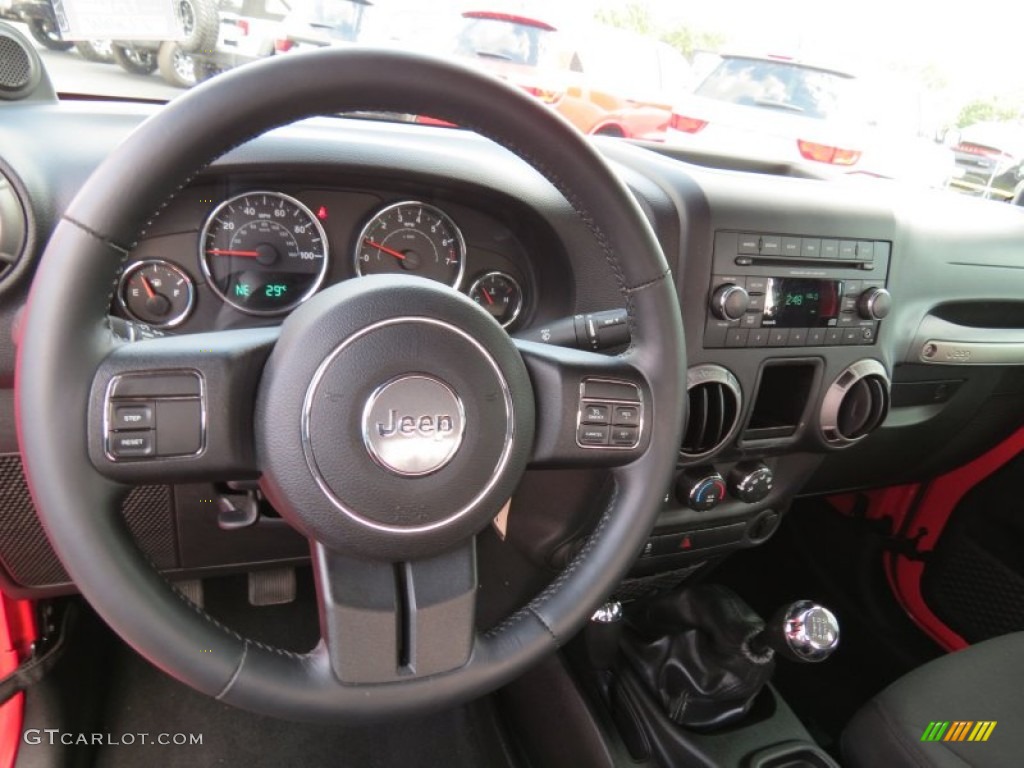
[762,278,841,327]
[200,191,329,315]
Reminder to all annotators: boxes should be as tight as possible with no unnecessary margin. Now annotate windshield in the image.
[8,0,1024,201]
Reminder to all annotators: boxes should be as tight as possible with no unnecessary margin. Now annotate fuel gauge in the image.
[118,260,195,328]
[468,271,523,328]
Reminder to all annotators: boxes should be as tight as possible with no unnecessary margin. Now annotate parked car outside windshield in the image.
[665,54,955,187]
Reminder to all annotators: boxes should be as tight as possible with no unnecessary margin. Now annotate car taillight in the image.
[236,19,249,36]
[275,38,293,53]
[956,142,1005,158]
[797,139,861,166]
[521,85,563,105]
[669,114,708,133]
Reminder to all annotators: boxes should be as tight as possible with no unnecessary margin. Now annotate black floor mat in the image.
[921,452,1024,642]
[83,573,520,768]
[709,497,942,750]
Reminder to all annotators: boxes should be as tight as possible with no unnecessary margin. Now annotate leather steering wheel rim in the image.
[15,48,685,722]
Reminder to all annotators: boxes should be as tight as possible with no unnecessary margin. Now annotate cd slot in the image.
[734,255,874,270]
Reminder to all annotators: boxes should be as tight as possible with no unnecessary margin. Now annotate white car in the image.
[665,53,953,188]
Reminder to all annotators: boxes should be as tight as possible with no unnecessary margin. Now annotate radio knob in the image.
[857,287,891,320]
[711,284,750,321]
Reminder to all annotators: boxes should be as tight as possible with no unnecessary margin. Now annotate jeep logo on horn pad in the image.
[362,375,465,476]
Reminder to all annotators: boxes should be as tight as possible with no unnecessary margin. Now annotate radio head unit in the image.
[704,231,891,349]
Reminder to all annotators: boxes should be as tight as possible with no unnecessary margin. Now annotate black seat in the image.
[842,632,1024,767]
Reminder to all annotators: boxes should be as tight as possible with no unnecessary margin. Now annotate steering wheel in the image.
[15,48,685,722]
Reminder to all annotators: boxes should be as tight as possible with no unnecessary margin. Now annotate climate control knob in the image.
[728,462,773,503]
[857,287,891,320]
[711,284,750,321]
[677,469,727,511]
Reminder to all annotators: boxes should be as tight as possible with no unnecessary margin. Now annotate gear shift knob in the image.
[757,600,839,663]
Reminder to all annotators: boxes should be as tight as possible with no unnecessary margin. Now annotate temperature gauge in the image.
[468,271,523,328]
[118,260,195,328]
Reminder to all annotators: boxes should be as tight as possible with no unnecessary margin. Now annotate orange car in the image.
[444,11,692,139]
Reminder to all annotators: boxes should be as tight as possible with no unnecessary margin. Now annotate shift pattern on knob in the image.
[767,600,840,663]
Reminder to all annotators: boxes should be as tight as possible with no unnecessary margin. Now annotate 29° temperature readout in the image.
[200,191,329,315]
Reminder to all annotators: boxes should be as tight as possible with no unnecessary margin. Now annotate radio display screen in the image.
[762,278,841,328]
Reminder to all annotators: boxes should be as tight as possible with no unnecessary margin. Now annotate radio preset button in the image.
[768,329,790,346]
[726,329,749,347]
[748,329,769,346]
[801,238,821,258]
[788,328,807,345]
[760,236,782,255]
[825,329,844,345]
[738,234,760,254]
[807,329,826,346]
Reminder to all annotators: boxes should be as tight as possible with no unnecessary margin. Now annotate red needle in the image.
[207,249,261,258]
[140,276,156,299]
[481,288,495,306]
[363,239,406,261]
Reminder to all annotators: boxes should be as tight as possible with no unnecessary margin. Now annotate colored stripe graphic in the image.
[922,721,996,742]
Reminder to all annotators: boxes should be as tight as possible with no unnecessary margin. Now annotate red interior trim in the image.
[0,596,36,768]
[888,424,1024,651]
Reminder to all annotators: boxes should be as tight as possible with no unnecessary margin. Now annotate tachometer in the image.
[354,201,466,288]
[200,191,328,315]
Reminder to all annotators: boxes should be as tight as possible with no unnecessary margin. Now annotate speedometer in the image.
[200,191,328,315]
[354,201,466,288]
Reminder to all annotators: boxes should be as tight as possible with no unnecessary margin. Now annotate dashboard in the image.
[3,94,1024,600]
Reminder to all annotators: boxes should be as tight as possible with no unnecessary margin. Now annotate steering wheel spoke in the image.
[515,339,650,468]
[86,326,278,483]
[312,540,477,685]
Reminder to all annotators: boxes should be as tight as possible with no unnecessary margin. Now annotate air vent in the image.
[820,360,890,447]
[681,365,741,460]
[0,171,27,286]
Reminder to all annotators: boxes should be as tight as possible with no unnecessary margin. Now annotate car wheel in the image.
[158,41,197,88]
[26,17,73,51]
[75,39,114,63]
[18,48,685,723]
[176,0,218,54]
[111,44,158,75]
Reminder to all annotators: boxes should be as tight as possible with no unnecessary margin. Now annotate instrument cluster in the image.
[116,186,532,332]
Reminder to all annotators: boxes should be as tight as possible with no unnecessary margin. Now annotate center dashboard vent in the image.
[681,365,742,460]
[820,360,890,447]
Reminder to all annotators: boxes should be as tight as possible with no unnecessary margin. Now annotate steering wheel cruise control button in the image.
[576,378,643,450]
[578,425,610,446]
